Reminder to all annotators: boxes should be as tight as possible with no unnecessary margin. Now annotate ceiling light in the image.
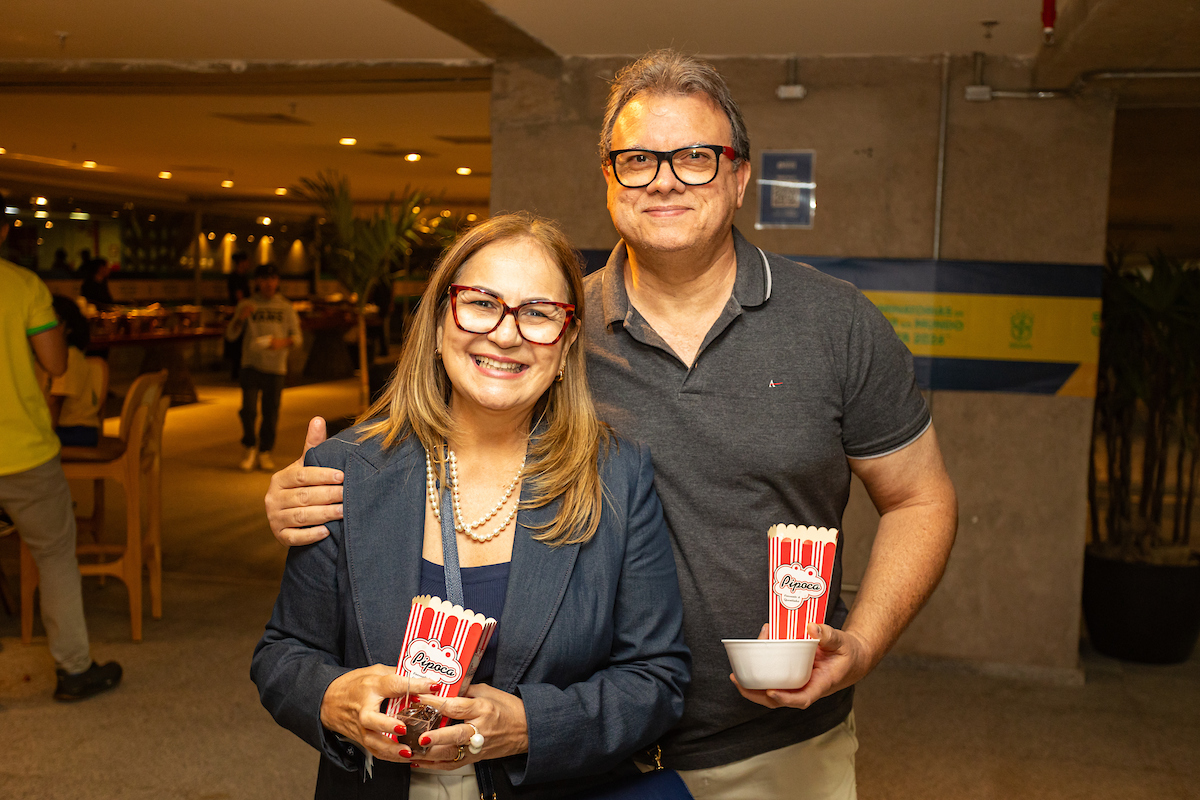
[248,235,255,242]
[14,219,23,227]
[69,212,89,220]
[4,206,18,215]
[466,214,477,222]
[227,234,237,241]
[34,196,48,206]
[412,206,421,214]
[148,214,156,222]
[45,221,54,229]
[207,232,215,240]
[456,167,472,176]
[35,210,48,219]
[0,147,6,155]
[258,216,272,225]
[111,211,119,218]
[221,180,234,188]
[158,171,172,179]
[82,160,97,169]
[440,210,451,217]
[274,188,287,196]
[405,153,421,162]
[339,137,357,146]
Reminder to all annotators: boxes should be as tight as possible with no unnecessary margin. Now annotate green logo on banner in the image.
[1010,310,1034,349]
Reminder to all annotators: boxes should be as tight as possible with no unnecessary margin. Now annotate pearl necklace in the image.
[426,449,525,543]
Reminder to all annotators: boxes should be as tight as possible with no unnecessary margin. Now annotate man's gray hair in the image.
[600,49,750,164]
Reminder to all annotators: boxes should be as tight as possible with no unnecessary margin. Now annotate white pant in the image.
[0,455,92,673]
[678,712,858,800]
[409,763,479,800]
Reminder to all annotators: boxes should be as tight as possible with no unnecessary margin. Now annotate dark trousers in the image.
[239,367,285,452]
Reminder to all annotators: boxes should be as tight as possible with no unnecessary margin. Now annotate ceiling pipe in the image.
[967,54,1200,102]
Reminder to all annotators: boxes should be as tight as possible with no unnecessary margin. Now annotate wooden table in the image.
[92,327,225,405]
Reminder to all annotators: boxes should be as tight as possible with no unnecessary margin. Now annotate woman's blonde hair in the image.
[357,211,611,546]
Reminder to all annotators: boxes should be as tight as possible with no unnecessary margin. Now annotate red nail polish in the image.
[400,747,412,758]
[418,735,431,746]
[394,724,406,735]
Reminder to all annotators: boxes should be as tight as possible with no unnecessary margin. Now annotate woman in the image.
[252,213,690,799]
[48,295,104,447]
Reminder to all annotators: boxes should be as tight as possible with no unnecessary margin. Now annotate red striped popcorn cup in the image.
[386,595,497,754]
[768,525,838,640]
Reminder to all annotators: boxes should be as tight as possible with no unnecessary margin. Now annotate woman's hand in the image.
[319,666,438,763]
[408,683,529,770]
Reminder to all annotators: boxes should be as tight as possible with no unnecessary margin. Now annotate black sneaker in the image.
[53,661,122,702]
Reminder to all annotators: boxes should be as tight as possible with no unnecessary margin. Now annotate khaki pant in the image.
[409,764,478,800]
[678,712,858,800]
[0,455,92,673]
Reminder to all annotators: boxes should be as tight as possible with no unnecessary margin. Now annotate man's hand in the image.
[265,416,343,546]
[731,623,871,710]
[238,303,256,320]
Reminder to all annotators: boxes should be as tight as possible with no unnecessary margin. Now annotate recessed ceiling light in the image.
[34,196,48,206]
[82,160,97,169]
[0,147,6,155]
[456,167,472,176]
[158,171,172,179]
[339,137,357,146]
[258,216,272,225]
[405,153,421,162]
[275,187,287,196]
[221,180,234,188]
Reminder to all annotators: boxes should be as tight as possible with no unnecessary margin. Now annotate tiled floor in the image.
[1,374,1197,799]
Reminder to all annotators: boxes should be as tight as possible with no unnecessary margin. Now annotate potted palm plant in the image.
[297,171,426,408]
[1086,251,1200,663]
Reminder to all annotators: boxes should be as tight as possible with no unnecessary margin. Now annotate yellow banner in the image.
[864,291,1101,365]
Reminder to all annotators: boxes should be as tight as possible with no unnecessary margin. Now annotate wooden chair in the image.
[22,369,168,643]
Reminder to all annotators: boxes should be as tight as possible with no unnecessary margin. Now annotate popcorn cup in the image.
[768,525,838,640]
[386,595,496,756]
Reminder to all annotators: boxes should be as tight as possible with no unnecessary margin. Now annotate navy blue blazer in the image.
[251,428,690,799]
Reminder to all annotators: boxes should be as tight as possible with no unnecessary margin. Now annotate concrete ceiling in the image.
[1,0,1196,219]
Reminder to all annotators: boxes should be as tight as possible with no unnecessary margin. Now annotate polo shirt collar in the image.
[600,227,771,330]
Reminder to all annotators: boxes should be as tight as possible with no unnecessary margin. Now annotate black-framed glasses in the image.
[606,144,738,188]
[448,284,576,345]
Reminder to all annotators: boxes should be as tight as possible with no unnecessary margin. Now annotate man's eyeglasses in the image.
[448,284,575,345]
[606,144,738,188]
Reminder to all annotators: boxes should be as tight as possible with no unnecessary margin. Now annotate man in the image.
[264,50,956,798]
[0,200,122,701]
[225,263,301,472]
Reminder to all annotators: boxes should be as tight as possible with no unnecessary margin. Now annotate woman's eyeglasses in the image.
[448,284,575,345]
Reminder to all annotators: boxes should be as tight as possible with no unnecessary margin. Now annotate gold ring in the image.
[454,745,466,762]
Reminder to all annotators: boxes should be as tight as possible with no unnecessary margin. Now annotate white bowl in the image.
[722,638,819,690]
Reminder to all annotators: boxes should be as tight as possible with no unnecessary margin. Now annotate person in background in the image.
[51,248,72,272]
[264,49,958,800]
[48,295,104,447]
[79,258,115,310]
[0,197,122,701]
[225,263,301,472]
[225,252,253,380]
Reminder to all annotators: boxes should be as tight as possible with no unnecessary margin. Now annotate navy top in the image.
[419,558,510,684]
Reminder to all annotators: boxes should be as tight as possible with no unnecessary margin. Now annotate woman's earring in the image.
[435,348,441,358]
[556,367,564,382]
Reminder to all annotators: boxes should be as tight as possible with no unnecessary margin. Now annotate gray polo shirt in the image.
[583,228,930,770]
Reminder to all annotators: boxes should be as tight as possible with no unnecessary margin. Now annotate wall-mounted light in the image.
[455,167,472,176]
[274,188,287,196]
[158,171,172,180]
[405,153,421,162]
[221,180,234,188]
[339,137,357,146]
[82,161,97,169]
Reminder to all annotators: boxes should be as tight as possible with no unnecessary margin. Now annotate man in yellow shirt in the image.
[0,199,121,701]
